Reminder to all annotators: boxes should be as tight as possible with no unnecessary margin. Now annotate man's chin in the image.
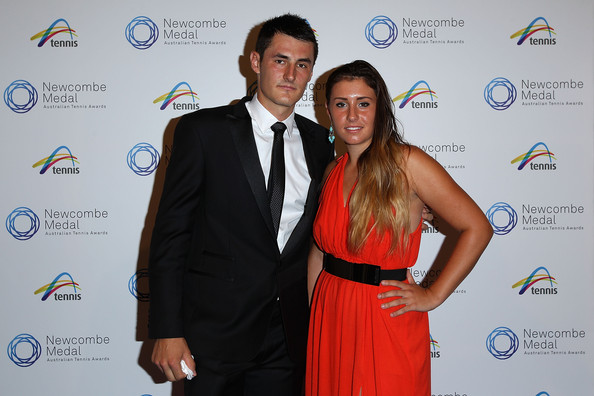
[274,94,302,107]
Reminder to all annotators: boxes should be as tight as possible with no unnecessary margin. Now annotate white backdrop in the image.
[1,1,593,395]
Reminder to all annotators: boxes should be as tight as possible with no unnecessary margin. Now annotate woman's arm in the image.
[379,146,493,316]
[308,242,325,305]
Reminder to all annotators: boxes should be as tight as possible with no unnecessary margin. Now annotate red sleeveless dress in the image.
[306,154,430,396]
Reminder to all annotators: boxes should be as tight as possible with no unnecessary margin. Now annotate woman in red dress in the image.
[306,60,493,396]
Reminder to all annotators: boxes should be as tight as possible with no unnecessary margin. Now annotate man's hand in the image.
[152,337,196,382]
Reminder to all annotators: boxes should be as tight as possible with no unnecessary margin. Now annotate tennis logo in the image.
[35,272,82,301]
[33,146,80,175]
[511,142,556,171]
[365,16,398,49]
[125,16,159,50]
[430,334,440,358]
[305,19,319,36]
[154,82,200,111]
[4,80,38,113]
[484,77,517,110]
[393,80,438,109]
[30,18,78,47]
[511,17,556,46]
[512,267,557,295]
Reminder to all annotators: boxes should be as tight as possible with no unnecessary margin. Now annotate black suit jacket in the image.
[148,97,333,364]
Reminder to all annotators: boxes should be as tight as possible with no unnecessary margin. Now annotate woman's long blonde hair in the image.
[326,60,411,254]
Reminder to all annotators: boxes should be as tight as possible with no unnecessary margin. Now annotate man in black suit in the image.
[149,14,333,396]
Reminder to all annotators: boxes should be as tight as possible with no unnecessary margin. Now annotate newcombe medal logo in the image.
[365,16,398,49]
[125,16,159,49]
[4,80,38,113]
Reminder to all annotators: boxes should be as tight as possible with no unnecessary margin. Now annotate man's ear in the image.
[250,51,261,74]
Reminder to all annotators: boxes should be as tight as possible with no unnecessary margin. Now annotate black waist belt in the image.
[323,254,407,286]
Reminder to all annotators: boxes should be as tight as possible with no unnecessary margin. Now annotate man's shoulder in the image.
[295,113,327,133]
[173,98,250,141]
[181,100,243,123]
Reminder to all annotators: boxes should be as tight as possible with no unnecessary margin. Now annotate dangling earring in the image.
[328,125,335,143]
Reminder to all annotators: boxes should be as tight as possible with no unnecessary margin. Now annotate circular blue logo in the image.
[6,207,40,241]
[486,326,519,360]
[128,269,149,302]
[4,80,38,114]
[127,143,160,176]
[7,333,42,367]
[486,202,518,235]
[125,16,159,50]
[365,16,398,49]
[484,77,517,110]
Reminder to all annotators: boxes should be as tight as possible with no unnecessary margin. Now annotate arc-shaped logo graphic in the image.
[486,202,518,235]
[484,77,516,111]
[7,333,42,367]
[486,326,519,360]
[4,80,38,113]
[512,266,557,295]
[125,16,159,50]
[365,16,398,49]
[34,272,81,301]
[129,269,149,302]
[6,207,40,240]
[511,142,555,170]
[153,82,199,110]
[127,143,160,176]
[430,334,440,351]
[393,80,437,108]
[536,392,551,396]
[510,17,555,45]
[32,146,79,174]
[305,19,319,36]
[30,18,77,47]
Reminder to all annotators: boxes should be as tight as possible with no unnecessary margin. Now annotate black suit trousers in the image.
[184,302,304,396]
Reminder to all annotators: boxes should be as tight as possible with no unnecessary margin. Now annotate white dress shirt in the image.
[245,94,311,252]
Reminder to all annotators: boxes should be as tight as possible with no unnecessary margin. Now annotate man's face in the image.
[250,33,315,119]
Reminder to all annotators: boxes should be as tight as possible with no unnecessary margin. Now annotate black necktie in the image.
[268,122,286,236]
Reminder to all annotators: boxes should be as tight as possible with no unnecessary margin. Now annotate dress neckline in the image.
[338,153,358,208]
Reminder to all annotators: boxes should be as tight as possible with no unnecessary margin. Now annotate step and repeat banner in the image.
[1,0,592,395]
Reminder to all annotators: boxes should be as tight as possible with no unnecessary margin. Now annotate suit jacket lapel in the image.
[228,98,276,236]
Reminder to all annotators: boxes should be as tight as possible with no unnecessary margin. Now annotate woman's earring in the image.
[328,126,335,143]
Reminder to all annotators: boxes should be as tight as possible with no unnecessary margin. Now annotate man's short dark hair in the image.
[255,14,318,63]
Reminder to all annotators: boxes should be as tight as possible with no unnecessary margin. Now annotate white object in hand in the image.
[180,359,195,380]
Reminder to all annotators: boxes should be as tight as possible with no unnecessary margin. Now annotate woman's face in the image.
[327,78,376,153]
